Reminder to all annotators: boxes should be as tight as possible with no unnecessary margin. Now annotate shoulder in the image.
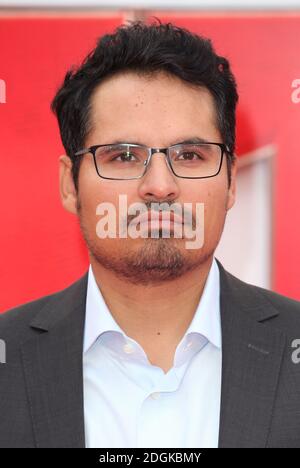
[229,269,299,310]
[220,263,300,330]
[252,282,300,311]
[248,281,300,330]
[0,272,88,340]
[0,290,60,345]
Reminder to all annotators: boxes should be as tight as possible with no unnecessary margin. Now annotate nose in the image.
[137,151,180,202]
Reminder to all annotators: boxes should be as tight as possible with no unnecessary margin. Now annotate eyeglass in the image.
[74,142,231,180]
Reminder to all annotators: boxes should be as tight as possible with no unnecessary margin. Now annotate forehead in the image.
[88,71,220,145]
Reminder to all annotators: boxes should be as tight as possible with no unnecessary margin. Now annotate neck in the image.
[89,254,214,348]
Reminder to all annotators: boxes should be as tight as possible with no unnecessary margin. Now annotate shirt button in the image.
[123,342,135,354]
[150,392,161,400]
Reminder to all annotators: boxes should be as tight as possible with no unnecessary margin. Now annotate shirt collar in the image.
[83,257,221,354]
[183,257,221,349]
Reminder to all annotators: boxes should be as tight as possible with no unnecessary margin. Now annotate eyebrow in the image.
[109,137,212,146]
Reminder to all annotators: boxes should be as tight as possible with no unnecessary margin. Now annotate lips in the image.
[131,210,183,227]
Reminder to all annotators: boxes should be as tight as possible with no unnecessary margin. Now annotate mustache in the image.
[126,201,196,229]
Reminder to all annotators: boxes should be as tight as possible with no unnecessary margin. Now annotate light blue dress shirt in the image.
[83,257,222,448]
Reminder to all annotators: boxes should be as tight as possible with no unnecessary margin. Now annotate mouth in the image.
[131,210,184,228]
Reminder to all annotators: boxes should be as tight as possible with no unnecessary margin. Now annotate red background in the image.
[0,12,299,312]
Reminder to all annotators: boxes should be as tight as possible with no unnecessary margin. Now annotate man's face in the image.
[60,71,236,285]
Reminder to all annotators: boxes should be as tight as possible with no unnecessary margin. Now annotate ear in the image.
[226,156,237,211]
[59,155,78,215]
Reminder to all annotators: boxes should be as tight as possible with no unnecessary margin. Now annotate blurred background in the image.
[0,0,300,311]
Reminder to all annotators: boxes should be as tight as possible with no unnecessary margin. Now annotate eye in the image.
[176,152,203,161]
[111,152,138,162]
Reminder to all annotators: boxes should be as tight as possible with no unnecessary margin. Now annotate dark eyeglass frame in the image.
[73,142,232,180]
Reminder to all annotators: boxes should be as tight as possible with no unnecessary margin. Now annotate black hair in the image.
[51,18,238,190]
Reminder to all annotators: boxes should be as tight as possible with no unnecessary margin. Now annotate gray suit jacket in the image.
[0,258,300,448]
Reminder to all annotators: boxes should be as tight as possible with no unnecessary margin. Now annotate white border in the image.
[0,0,300,10]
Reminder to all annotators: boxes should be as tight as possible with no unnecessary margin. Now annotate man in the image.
[0,20,299,449]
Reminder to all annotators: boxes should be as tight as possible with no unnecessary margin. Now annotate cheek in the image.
[79,174,137,232]
[204,191,226,220]
[187,181,228,233]
[185,178,227,211]
[78,159,118,207]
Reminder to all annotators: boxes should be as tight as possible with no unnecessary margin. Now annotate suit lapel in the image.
[20,272,89,448]
[216,260,286,448]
